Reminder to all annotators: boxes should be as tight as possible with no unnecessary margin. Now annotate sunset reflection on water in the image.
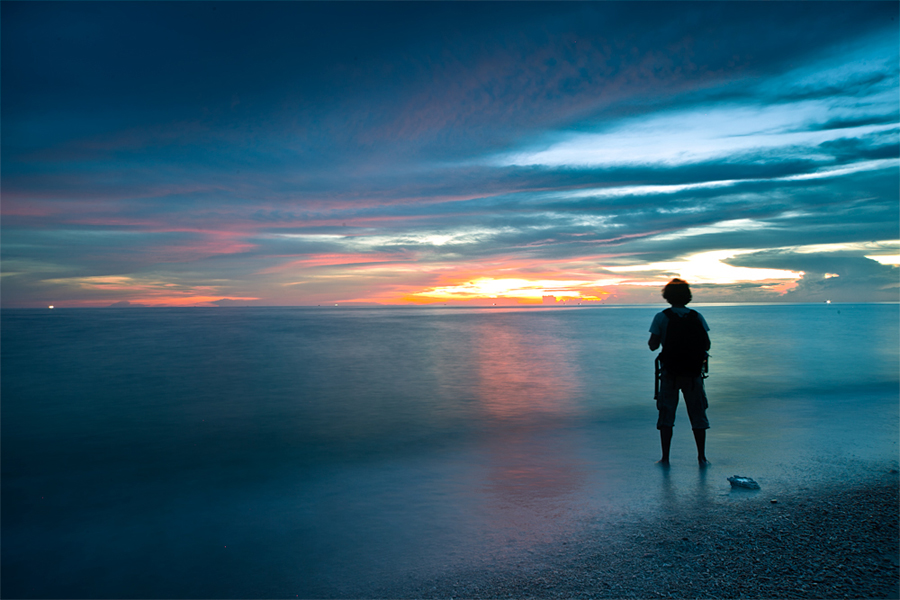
[472,314,582,422]
[468,313,589,548]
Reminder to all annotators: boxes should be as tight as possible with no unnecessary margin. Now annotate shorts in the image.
[656,372,709,430]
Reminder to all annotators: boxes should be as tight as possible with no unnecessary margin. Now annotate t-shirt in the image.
[649,307,710,346]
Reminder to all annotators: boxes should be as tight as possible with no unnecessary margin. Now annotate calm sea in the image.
[2,304,898,598]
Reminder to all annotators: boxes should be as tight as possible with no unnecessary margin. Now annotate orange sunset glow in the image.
[403,277,611,304]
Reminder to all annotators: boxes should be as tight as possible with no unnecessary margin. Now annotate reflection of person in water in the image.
[648,278,711,466]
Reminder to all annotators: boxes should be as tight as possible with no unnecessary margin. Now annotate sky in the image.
[2,1,898,308]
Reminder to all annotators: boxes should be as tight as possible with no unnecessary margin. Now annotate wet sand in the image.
[386,471,899,599]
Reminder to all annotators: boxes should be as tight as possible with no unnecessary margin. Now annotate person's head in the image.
[662,278,692,306]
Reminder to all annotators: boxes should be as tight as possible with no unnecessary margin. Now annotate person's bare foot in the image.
[698,457,711,467]
[657,458,670,466]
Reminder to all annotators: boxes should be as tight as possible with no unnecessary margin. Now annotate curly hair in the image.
[662,278,692,306]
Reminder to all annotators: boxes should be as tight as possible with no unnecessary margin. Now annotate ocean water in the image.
[2,304,898,598]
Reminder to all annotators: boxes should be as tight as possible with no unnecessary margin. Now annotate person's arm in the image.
[648,333,661,351]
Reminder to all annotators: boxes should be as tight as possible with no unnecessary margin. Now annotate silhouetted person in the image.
[648,278,711,466]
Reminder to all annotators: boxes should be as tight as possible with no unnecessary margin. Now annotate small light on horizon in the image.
[49,305,54,309]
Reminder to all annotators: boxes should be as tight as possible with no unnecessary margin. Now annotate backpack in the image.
[658,308,710,378]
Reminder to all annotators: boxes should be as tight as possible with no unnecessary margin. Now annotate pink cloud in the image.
[258,252,414,274]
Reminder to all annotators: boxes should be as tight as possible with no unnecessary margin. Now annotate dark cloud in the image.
[725,251,899,302]
[812,113,900,132]
[771,69,897,104]
[816,134,899,162]
[4,3,894,146]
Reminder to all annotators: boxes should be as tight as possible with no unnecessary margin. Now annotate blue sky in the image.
[2,1,898,307]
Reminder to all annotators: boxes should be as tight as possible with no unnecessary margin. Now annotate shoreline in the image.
[387,471,899,599]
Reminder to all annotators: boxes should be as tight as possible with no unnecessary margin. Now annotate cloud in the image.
[811,113,900,132]
[725,251,899,302]
[107,300,146,308]
[1,2,897,306]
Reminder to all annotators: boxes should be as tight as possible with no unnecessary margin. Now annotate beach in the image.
[3,306,897,598]
[396,471,899,599]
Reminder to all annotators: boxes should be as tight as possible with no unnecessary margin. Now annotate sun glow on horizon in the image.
[374,244,836,304]
[405,277,616,303]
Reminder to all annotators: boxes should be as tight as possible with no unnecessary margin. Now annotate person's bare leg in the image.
[658,427,673,464]
[693,428,709,465]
